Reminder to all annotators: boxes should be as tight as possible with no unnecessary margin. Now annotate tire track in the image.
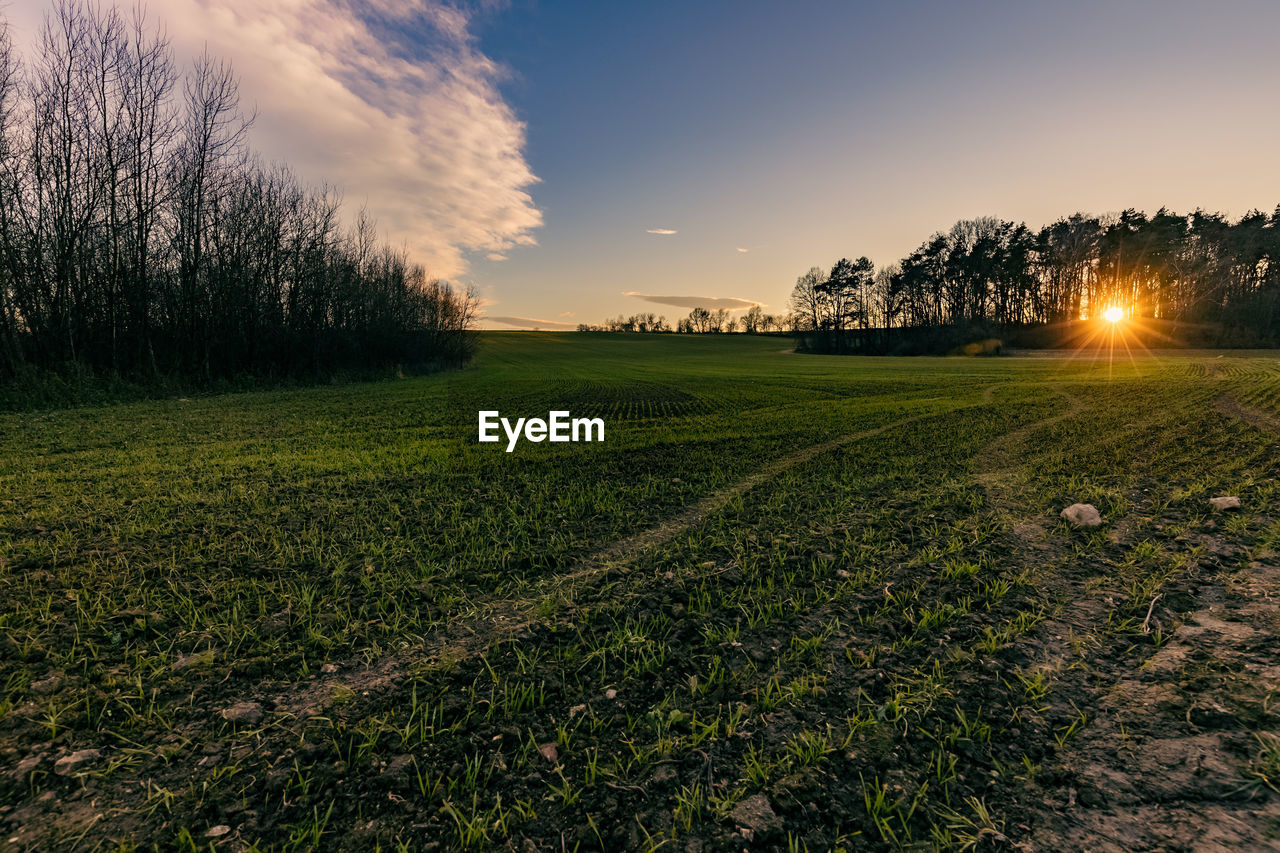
[432,400,981,661]
[1215,393,1280,435]
[973,386,1086,507]
[262,390,998,715]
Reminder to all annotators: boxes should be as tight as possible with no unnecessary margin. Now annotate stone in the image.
[54,749,101,776]
[651,764,677,785]
[14,753,45,777]
[204,826,231,838]
[320,663,339,674]
[1208,496,1241,511]
[220,702,264,725]
[1060,503,1103,528]
[538,742,559,763]
[172,650,215,671]
[730,793,781,836]
[30,675,62,695]
[384,755,413,777]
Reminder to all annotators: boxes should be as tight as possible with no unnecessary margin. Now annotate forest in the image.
[0,2,478,389]
[584,209,1280,354]
[792,209,1280,353]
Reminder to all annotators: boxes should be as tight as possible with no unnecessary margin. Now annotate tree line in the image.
[0,1,478,387]
[792,208,1280,353]
[578,306,788,334]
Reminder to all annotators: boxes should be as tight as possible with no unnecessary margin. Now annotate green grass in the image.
[2,332,1280,850]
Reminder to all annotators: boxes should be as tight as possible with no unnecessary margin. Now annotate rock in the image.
[384,755,413,777]
[14,753,45,777]
[204,826,231,838]
[1060,503,1103,528]
[221,702,264,725]
[172,650,215,671]
[30,675,62,695]
[568,704,587,719]
[1208,496,1241,511]
[54,749,101,776]
[730,793,781,836]
[320,663,338,674]
[651,764,677,785]
[538,742,559,763]
[604,688,618,700]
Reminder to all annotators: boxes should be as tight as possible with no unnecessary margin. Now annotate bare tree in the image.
[119,6,177,371]
[0,1,480,385]
[789,266,826,332]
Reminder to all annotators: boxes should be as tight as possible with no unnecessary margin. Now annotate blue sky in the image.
[8,0,1277,328]
[462,0,1280,327]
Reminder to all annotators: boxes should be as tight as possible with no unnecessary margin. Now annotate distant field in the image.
[3,333,1280,851]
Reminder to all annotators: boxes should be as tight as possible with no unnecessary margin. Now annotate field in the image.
[3,332,1280,852]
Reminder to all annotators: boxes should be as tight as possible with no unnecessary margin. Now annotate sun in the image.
[1103,306,1123,323]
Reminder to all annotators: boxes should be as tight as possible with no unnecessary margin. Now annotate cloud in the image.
[558,311,576,318]
[2,0,543,279]
[624,292,760,311]
[485,315,579,330]
[487,253,509,262]
[646,228,678,235]
[736,247,749,253]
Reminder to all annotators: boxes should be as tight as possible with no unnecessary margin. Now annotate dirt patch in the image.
[1015,530,1280,852]
[962,390,1280,850]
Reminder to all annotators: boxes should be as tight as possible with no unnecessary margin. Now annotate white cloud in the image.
[485,315,578,330]
[736,247,749,253]
[5,0,543,278]
[487,253,509,262]
[646,228,678,235]
[624,292,760,311]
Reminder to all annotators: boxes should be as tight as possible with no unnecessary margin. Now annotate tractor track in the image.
[1215,393,1280,436]
[248,390,1001,720]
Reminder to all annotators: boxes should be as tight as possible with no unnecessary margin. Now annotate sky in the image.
[5,0,1280,328]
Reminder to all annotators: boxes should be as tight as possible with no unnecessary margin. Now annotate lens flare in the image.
[1104,307,1123,323]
